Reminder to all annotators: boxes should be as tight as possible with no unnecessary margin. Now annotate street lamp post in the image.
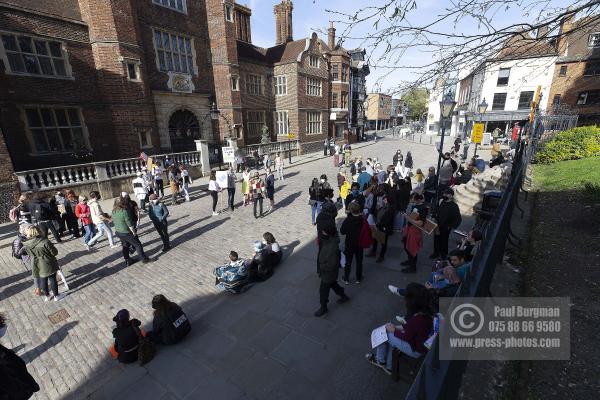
[434,93,457,212]
[473,98,488,158]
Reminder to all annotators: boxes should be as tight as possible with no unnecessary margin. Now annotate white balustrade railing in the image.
[242,140,299,156]
[14,151,202,192]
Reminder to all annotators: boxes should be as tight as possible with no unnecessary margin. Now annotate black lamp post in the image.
[433,92,457,211]
[473,98,488,158]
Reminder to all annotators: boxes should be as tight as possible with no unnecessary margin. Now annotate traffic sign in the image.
[472,123,484,144]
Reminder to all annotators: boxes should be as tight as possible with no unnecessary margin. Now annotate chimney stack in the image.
[328,21,336,49]
[557,11,574,56]
[274,0,293,45]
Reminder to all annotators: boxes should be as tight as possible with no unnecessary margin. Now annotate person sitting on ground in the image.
[367,283,433,374]
[448,249,471,281]
[111,309,142,364]
[262,232,282,268]
[147,294,191,345]
[454,163,473,185]
[472,156,486,173]
[489,152,505,168]
[214,251,249,292]
[247,241,275,281]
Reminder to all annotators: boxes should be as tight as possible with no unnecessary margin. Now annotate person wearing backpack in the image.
[30,193,62,243]
[431,188,462,260]
[147,295,191,345]
[340,201,366,285]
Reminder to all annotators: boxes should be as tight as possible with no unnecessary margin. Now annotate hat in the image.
[148,194,158,200]
[112,309,130,323]
[443,188,455,196]
[253,240,265,252]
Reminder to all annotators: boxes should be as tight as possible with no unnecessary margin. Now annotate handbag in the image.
[134,326,156,365]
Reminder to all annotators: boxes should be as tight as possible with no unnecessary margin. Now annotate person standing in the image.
[263,153,271,171]
[0,313,41,398]
[65,190,80,238]
[275,152,284,181]
[153,162,165,198]
[30,193,62,243]
[314,225,350,317]
[250,171,266,218]
[340,201,365,285]
[75,195,94,250]
[401,193,427,273]
[87,191,117,249]
[208,171,221,216]
[132,171,148,211]
[226,167,236,211]
[423,167,437,204]
[179,164,192,202]
[323,137,329,156]
[345,182,366,212]
[265,169,275,213]
[23,225,65,301]
[168,165,180,205]
[309,178,320,225]
[431,188,462,260]
[242,167,251,206]
[148,194,170,252]
[333,142,341,166]
[367,194,395,263]
[112,197,152,266]
[404,151,414,174]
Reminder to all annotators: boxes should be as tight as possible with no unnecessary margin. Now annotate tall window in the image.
[230,76,239,91]
[224,4,234,22]
[1,33,68,77]
[332,93,338,108]
[588,33,600,47]
[246,111,265,137]
[306,77,322,96]
[492,93,507,110]
[552,94,561,107]
[246,74,263,95]
[309,55,320,68]
[274,75,287,95]
[559,65,568,76]
[275,111,289,136]
[341,65,348,82]
[307,112,322,134]
[341,92,348,109]
[24,107,87,153]
[153,30,194,74]
[497,68,510,86]
[331,64,339,80]
[517,91,534,110]
[153,0,186,13]
[584,62,600,76]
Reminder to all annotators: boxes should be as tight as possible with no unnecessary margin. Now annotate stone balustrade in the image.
[242,140,300,157]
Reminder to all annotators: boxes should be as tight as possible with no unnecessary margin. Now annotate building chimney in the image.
[536,25,549,39]
[274,0,293,45]
[557,11,574,56]
[328,21,336,49]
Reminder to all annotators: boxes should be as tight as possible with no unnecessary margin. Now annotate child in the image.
[414,168,424,183]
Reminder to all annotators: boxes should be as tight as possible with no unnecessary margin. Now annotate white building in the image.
[425,75,455,135]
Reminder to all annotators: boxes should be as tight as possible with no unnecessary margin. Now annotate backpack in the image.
[9,206,18,223]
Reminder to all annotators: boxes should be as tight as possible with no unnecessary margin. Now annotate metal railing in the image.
[406,114,548,400]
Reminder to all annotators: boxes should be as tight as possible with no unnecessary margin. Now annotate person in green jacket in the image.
[314,225,350,317]
[147,194,170,252]
[111,197,152,266]
[23,225,65,302]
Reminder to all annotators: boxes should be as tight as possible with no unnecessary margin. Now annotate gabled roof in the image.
[237,38,314,64]
[493,31,558,60]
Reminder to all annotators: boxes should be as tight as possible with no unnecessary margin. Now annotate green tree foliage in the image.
[402,88,429,119]
[534,126,600,164]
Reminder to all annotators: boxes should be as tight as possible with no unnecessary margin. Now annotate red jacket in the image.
[403,224,423,257]
[75,203,92,225]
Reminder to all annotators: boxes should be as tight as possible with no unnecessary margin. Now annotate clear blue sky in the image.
[243,0,576,94]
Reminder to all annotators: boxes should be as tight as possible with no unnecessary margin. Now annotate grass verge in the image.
[533,156,600,198]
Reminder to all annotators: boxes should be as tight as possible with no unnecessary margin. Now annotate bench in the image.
[391,349,424,382]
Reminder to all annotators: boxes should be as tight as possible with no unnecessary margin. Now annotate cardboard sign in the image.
[406,212,438,235]
[215,170,229,189]
[472,123,484,144]
[222,146,235,163]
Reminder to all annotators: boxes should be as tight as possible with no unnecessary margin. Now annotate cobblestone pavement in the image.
[0,137,466,400]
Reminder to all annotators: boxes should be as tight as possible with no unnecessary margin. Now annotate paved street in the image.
[1,137,454,400]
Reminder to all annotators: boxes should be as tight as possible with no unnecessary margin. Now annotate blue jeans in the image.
[374,332,422,370]
[311,201,322,224]
[88,222,114,246]
[83,224,95,245]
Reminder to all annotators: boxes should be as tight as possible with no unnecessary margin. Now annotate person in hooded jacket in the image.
[314,225,350,317]
[111,309,142,364]
[87,191,117,249]
[147,295,191,345]
[340,201,365,284]
[22,225,65,301]
[0,313,40,400]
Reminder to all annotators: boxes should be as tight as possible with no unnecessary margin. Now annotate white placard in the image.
[222,146,235,163]
[215,171,229,189]
[371,325,388,349]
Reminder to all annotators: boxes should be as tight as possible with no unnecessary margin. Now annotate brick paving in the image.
[0,137,463,400]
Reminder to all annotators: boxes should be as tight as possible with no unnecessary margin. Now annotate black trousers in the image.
[319,280,345,306]
[66,214,80,237]
[40,273,58,296]
[434,226,451,258]
[344,247,364,281]
[253,196,263,218]
[116,232,147,261]
[155,179,164,197]
[38,220,62,242]
[210,191,218,212]
[228,188,235,210]
[153,221,169,248]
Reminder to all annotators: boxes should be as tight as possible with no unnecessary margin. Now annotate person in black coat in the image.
[431,188,462,260]
[340,202,365,284]
[314,225,349,317]
[344,182,365,211]
[396,177,412,213]
[423,167,438,204]
[112,309,142,364]
[0,313,40,400]
[367,195,395,263]
[147,295,191,345]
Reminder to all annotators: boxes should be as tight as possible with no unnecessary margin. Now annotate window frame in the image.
[21,106,90,155]
[517,91,534,110]
[497,68,511,86]
[274,75,287,96]
[246,110,266,137]
[341,65,348,82]
[341,92,348,109]
[491,92,507,110]
[558,65,568,77]
[274,110,289,136]
[152,0,187,14]
[139,129,153,149]
[584,62,600,77]
[230,75,239,91]
[152,28,196,75]
[552,94,561,107]
[309,55,320,68]
[331,64,339,80]
[306,111,322,135]
[306,77,322,97]
[332,93,338,108]
[0,32,72,79]
[224,3,234,22]
[577,92,588,105]
[246,74,263,95]
[588,33,600,48]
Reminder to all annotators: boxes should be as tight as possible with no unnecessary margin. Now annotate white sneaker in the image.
[85,244,91,251]
[44,296,52,302]
[388,285,401,296]
[212,211,219,216]
[54,293,65,301]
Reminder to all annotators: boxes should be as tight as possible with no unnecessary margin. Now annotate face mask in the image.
[320,179,325,183]
[0,325,6,338]
[351,189,359,195]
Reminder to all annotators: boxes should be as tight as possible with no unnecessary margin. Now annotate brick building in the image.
[546,15,600,125]
[365,93,393,130]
